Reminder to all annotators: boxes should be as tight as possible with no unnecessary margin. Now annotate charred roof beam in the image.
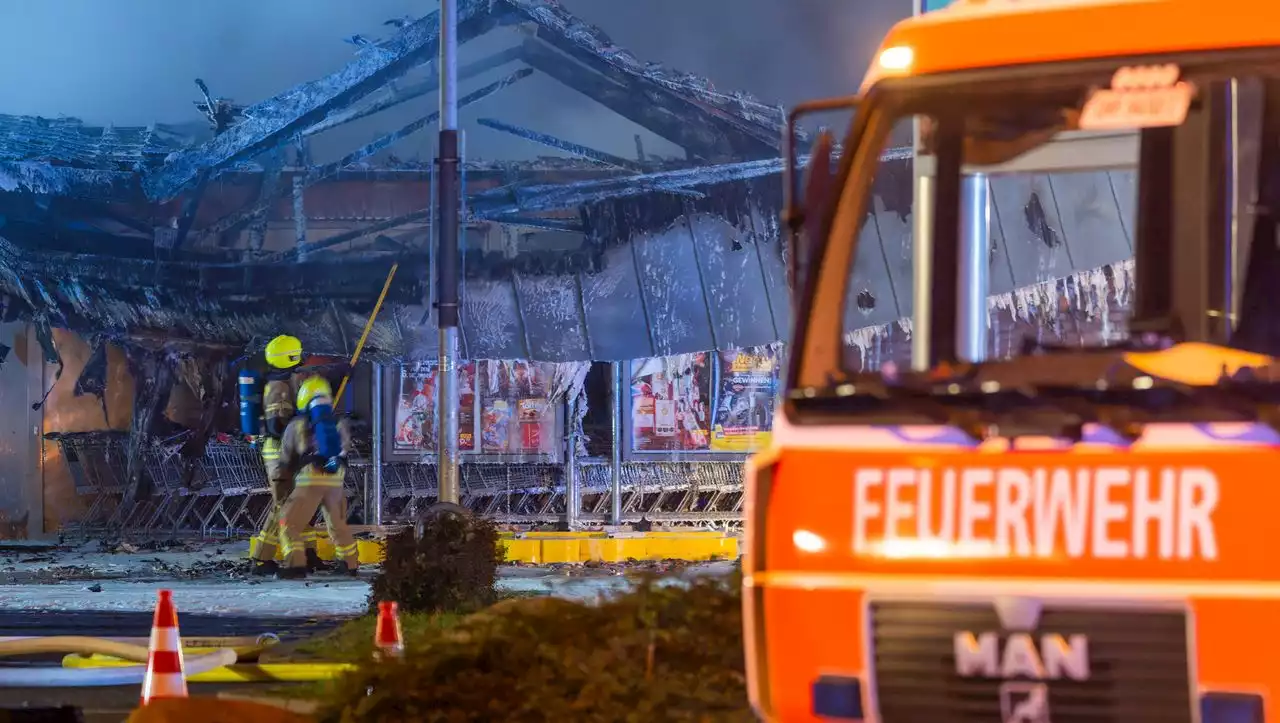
[278,208,430,260]
[197,68,532,245]
[518,33,776,162]
[142,0,501,202]
[306,68,533,184]
[304,45,526,138]
[486,213,584,233]
[475,117,644,172]
[0,162,142,201]
[516,38,729,162]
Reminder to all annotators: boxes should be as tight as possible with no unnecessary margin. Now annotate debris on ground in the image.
[319,566,751,722]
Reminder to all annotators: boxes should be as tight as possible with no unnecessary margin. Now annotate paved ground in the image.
[0,541,730,721]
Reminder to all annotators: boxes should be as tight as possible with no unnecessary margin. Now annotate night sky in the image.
[0,0,907,162]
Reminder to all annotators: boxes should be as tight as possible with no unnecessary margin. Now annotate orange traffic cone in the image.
[374,601,404,659]
[140,589,187,704]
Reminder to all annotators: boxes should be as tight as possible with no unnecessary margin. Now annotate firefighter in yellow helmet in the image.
[274,374,359,579]
[248,334,322,576]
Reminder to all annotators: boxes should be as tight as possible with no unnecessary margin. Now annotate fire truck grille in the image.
[868,600,1195,723]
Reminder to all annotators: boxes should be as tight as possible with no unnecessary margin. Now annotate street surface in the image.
[0,540,730,721]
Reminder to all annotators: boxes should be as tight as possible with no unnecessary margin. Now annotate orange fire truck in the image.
[746,1,1280,721]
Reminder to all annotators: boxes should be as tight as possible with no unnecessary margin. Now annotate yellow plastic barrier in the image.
[252,531,741,565]
[63,654,355,683]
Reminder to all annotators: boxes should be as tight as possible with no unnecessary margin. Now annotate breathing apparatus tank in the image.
[297,376,343,473]
[238,368,262,439]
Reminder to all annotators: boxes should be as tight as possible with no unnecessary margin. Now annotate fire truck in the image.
[745,1,1280,721]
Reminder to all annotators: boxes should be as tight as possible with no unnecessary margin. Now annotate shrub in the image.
[366,512,502,615]
[320,568,751,722]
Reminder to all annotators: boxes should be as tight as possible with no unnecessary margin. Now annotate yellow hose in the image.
[62,654,354,683]
[0,635,276,663]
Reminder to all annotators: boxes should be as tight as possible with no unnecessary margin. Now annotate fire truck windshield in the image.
[787,55,1280,428]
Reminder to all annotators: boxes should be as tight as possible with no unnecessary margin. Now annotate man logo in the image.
[953,597,1091,682]
[1000,682,1050,723]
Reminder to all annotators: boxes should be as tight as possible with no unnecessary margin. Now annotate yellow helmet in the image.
[265,335,303,369]
[297,375,334,412]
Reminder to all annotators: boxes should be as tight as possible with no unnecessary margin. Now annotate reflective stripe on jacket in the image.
[295,466,345,488]
[261,437,281,462]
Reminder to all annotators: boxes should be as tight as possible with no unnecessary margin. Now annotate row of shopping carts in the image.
[49,431,746,536]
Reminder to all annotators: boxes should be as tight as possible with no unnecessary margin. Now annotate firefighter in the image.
[274,374,359,579]
[248,334,322,576]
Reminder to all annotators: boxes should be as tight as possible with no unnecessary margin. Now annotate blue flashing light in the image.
[1201,692,1264,723]
[812,675,864,720]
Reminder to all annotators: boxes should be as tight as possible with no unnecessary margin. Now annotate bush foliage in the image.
[320,569,751,722]
[366,513,502,615]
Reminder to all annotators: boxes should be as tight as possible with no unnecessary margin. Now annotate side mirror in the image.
[782,96,860,303]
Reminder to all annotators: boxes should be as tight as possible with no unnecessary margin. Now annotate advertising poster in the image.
[479,361,558,456]
[630,353,711,453]
[393,361,477,453]
[710,349,778,452]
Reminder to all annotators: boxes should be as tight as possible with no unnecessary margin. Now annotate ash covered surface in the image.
[0,540,734,616]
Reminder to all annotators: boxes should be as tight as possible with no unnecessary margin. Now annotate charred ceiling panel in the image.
[1047,171,1133,271]
[634,219,716,356]
[688,212,775,349]
[746,203,790,336]
[990,175,1075,286]
[578,244,652,361]
[868,158,914,320]
[845,213,901,329]
[986,181,1019,298]
[511,272,591,361]
[1109,170,1137,251]
[460,278,527,360]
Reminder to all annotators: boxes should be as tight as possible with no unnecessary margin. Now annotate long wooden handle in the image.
[335,262,398,407]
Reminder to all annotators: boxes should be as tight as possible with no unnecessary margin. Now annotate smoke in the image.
[0,0,908,163]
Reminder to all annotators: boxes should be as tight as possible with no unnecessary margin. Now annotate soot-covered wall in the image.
[40,330,135,533]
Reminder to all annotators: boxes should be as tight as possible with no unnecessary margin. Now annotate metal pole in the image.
[565,396,579,529]
[370,364,385,527]
[911,149,936,371]
[609,361,623,526]
[958,174,990,362]
[435,0,461,506]
[292,175,307,260]
[1227,79,1242,329]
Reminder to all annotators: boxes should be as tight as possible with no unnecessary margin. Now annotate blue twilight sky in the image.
[0,0,908,162]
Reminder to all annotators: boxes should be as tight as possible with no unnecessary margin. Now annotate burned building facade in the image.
[0,0,1135,536]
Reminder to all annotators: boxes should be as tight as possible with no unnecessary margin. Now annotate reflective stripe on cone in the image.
[141,589,188,704]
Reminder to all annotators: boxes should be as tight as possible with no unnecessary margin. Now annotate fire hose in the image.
[0,646,237,687]
[0,634,352,685]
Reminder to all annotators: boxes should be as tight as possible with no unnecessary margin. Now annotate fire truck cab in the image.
[747,1,1280,721]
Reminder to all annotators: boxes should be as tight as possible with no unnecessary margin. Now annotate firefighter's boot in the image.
[305,548,324,573]
[250,559,279,577]
[276,565,307,580]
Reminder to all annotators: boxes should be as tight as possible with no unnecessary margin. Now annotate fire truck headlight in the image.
[878,45,914,72]
[792,529,827,553]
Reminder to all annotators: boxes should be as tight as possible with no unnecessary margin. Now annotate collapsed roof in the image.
[0,0,806,363]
